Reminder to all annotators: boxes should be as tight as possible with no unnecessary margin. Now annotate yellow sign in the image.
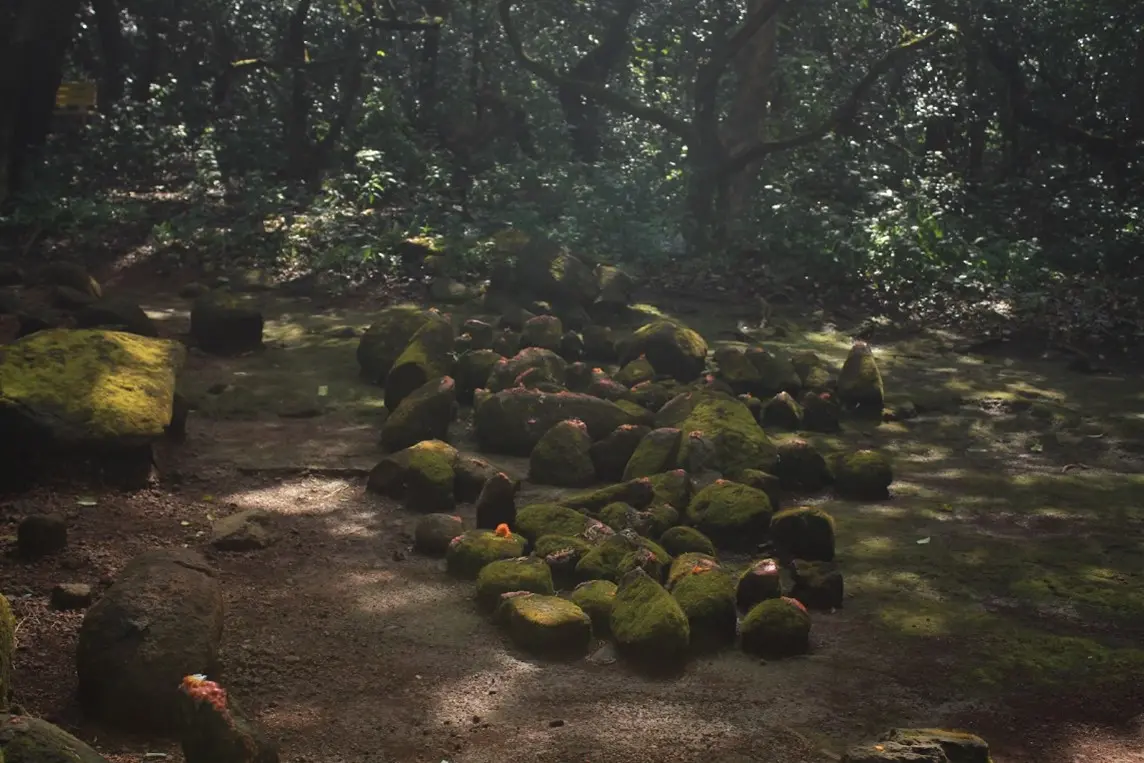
[55,81,98,114]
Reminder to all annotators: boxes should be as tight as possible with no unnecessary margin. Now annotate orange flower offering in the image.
[782,596,808,614]
[494,523,512,538]
[181,674,228,712]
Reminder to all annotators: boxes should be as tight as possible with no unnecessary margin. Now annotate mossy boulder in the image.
[366,440,457,512]
[629,380,678,412]
[610,568,690,669]
[589,423,651,481]
[497,593,593,657]
[534,534,592,588]
[836,341,884,415]
[801,391,842,433]
[746,348,802,397]
[615,356,656,387]
[841,728,991,763]
[357,305,434,383]
[474,388,641,456]
[0,595,12,711]
[520,315,564,352]
[622,428,682,480]
[564,361,595,392]
[529,419,595,487]
[563,477,656,513]
[74,297,159,337]
[476,556,555,610]
[190,292,263,356]
[761,391,803,431]
[577,532,669,583]
[791,351,832,392]
[384,314,455,411]
[713,346,764,395]
[0,714,111,762]
[453,455,501,503]
[475,472,516,530]
[617,320,708,382]
[40,261,102,296]
[446,530,527,579]
[773,438,833,491]
[770,506,836,562]
[616,539,671,581]
[586,375,632,402]
[659,526,716,558]
[666,552,720,590]
[515,504,592,544]
[789,559,844,610]
[671,564,738,650]
[598,501,679,538]
[453,349,503,404]
[413,513,465,556]
[736,557,783,611]
[647,469,693,509]
[569,580,617,636]
[595,263,634,306]
[834,449,893,499]
[740,597,811,658]
[736,469,782,509]
[671,391,778,477]
[685,480,773,551]
[582,325,617,361]
[379,376,456,452]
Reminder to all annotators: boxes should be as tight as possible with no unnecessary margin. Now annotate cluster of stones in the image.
[359,257,898,669]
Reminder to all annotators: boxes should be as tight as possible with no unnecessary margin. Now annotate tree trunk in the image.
[282,0,314,182]
[0,0,84,205]
[964,39,985,177]
[91,0,125,106]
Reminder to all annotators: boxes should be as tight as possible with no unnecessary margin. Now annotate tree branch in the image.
[721,27,948,175]
[497,0,693,140]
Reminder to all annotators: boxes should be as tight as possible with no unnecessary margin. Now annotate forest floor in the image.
[3,272,1144,763]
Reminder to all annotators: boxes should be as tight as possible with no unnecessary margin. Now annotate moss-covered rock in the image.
[659,526,716,558]
[615,356,656,387]
[190,293,264,356]
[534,534,591,588]
[515,504,592,544]
[589,424,651,482]
[740,394,764,423]
[575,532,640,582]
[617,540,671,581]
[666,552,720,590]
[520,315,564,352]
[453,456,501,503]
[564,361,595,392]
[40,261,102,297]
[384,314,455,412]
[736,557,783,611]
[647,469,693,510]
[0,594,12,711]
[834,449,893,499]
[713,346,764,396]
[746,348,802,397]
[446,529,527,579]
[475,388,640,456]
[569,579,616,636]
[841,728,991,763]
[379,376,456,452]
[622,427,682,480]
[773,438,833,491]
[497,593,593,657]
[671,564,737,650]
[475,472,516,530]
[736,469,782,509]
[673,390,778,477]
[791,351,832,392]
[413,513,465,556]
[629,380,678,412]
[617,320,708,383]
[789,559,844,610]
[476,556,555,610]
[598,501,679,538]
[582,325,617,362]
[453,349,502,404]
[74,297,159,338]
[586,375,633,402]
[595,264,634,306]
[563,477,656,513]
[366,440,457,512]
[836,341,884,415]
[685,479,773,551]
[801,391,842,433]
[761,391,803,431]
[529,419,595,487]
[0,328,185,449]
[0,714,110,762]
[770,506,836,562]
[740,597,811,658]
[610,568,690,669]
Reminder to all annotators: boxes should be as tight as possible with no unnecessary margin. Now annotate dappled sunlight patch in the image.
[221,478,358,515]
[851,535,896,558]
[877,604,951,637]
[425,653,541,725]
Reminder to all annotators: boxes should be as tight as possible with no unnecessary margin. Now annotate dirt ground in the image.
[3,284,1144,763]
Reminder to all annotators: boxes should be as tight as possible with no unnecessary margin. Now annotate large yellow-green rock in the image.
[0,328,185,446]
[658,526,716,558]
[379,376,457,452]
[366,440,457,513]
[622,428,682,481]
[568,579,617,636]
[834,449,893,500]
[666,390,777,477]
[685,479,774,551]
[384,313,454,411]
[577,531,670,583]
[356,305,434,384]
[617,320,708,382]
[610,568,690,670]
[671,563,737,651]
[740,597,811,658]
[446,530,527,579]
[475,557,555,610]
[514,504,592,543]
[496,593,593,657]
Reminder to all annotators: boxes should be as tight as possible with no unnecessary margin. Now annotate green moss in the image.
[676,391,778,477]
[770,506,836,562]
[761,391,803,430]
[597,501,679,537]
[610,569,691,668]
[834,449,893,499]
[380,376,456,452]
[569,579,618,637]
[736,469,782,508]
[666,552,720,589]
[836,340,884,413]
[446,530,527,580]
[740,597,811,658]
[356,305,433,383]
[646,470,692,509]
[529,419,595,487]
[618,320,708,383]
[617,537,671,581]
[671,567,738,650]
[712,346,763,394]
[622,428,682,480]
[403,443,457,513]
[475,557,555,610]
[453,349,503,403]
[791,351,831,392]
[498,594,593,657]
[576,533,642,582]
[614,357,656,386]
[534,534,591,559]
[534,534,592,589]
[384,315,454,411]
[773,438,833,491]
[659,526,716,558]
[0,328,185,443]
[515,504,591,543]
[685,480,773,551]
[745,348,802,397]
[564,478,656,513]
[0,595,13,711]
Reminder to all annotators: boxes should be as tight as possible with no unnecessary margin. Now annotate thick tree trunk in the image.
[0,0,84,205]
[91,0,125,106]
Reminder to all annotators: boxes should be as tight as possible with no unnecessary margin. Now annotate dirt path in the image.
[3,288,1144,762]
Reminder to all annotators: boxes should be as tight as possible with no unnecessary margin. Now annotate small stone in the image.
[50,583,94,610]
[17,514,67,559]
[210,509,277,551]
[548,719,565,728]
